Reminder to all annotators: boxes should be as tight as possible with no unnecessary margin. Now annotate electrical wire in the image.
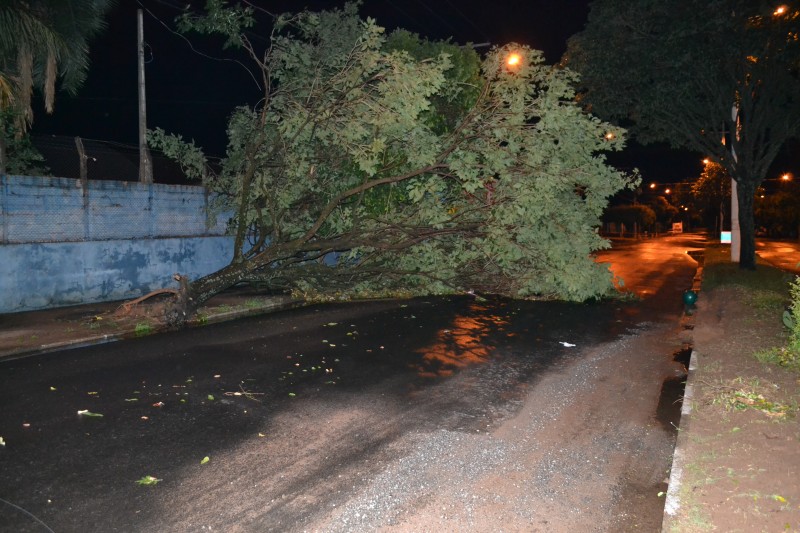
[135,0,262,92]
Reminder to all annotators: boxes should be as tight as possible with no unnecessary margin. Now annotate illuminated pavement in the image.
[757,239,800,273]
[0,237,702,532]
[595,232,706,299]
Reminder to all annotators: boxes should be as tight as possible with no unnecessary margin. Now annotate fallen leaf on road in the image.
[0,437,5,446]
[559,341,577,347]
[200,456,210,465]
[77,410,103,417]
[207,395,215,401]
[135,476,161,485]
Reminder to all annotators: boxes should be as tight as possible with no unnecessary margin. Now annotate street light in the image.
[774,5,788,16]
[506,52,522,70]
[781,173,792,181]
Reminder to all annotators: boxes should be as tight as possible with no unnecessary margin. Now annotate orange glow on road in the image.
[414,302,508,379]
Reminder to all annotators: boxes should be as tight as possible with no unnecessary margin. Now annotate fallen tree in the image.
[149,3,632,325]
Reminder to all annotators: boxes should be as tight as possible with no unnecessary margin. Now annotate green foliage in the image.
[384,30,482,134]
[0,0,114,116]
[0,110,48,175]
[0,0,112,173]
[787,276,800,359]
[566,0,800,268]
[754,181,800,238]
[692,161,731,233]
[155,4,632,310]
[603,204,655,228]
[642,195,678,226]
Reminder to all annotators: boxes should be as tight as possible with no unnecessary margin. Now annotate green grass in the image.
[701,245,794,294]
[134,323,152,336]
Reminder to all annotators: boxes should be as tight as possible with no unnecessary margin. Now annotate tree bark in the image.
[736,178,757,270]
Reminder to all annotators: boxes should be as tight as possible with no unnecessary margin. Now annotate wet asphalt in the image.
[0,234,703,532]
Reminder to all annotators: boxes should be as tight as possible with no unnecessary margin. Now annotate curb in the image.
[661,250,704,530]
[0,298,305,362]
[662,348,698,529]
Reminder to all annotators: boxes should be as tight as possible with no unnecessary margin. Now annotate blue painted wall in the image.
[0,175,235,313]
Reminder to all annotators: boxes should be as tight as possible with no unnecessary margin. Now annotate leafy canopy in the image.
[151,3,632,312]
[566,0,800,268]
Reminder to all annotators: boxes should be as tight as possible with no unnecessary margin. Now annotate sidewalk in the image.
[663,246,800,532]
[0,288,302,361]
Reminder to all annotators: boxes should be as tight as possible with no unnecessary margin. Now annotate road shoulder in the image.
[663,285,800,532]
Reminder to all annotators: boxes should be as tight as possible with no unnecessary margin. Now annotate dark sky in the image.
[32,0,708,182]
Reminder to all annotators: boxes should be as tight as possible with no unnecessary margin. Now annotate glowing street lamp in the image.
[774,5,788,16]
[506,52,522,68]
[781,173,792,181]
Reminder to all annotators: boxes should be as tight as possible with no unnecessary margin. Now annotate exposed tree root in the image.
[115,289,178,316]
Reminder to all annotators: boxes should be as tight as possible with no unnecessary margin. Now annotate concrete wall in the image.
[1,175,229,243]
[0,175,235,313]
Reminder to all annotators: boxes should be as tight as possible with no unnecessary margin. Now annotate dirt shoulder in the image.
[665,283,800,531]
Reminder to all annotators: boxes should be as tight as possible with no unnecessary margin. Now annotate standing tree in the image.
[692,161,732,236]
[0,0,113,173]
[150,3,632,324]
[565,0,800,269]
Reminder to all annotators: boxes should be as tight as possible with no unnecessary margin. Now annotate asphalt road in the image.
[0,233,704,532]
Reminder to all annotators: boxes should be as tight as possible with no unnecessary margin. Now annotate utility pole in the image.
[138,9,153,183]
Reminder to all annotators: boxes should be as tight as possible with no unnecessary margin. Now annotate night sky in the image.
[29,0,727,183]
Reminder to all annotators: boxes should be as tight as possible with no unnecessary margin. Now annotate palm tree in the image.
[0,0,113,172]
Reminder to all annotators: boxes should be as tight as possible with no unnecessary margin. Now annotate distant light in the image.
[665,188,671,194]
[605,132,615,141]
[684,207,689,211]
[781,173,792,181]
[649,182,656,189]
[702,158,711,165]
[774,5,788,15]
[506,53,521,68]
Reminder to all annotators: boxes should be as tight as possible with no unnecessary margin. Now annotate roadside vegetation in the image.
[667,244,800,532]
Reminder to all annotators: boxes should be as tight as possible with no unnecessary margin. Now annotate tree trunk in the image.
[165,262,253,326]
[736,178,757,270]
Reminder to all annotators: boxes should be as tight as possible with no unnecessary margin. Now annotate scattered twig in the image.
[224,384,265,402]
[0,497,56,533]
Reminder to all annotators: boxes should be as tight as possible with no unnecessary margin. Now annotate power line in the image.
[135,0,262,92]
